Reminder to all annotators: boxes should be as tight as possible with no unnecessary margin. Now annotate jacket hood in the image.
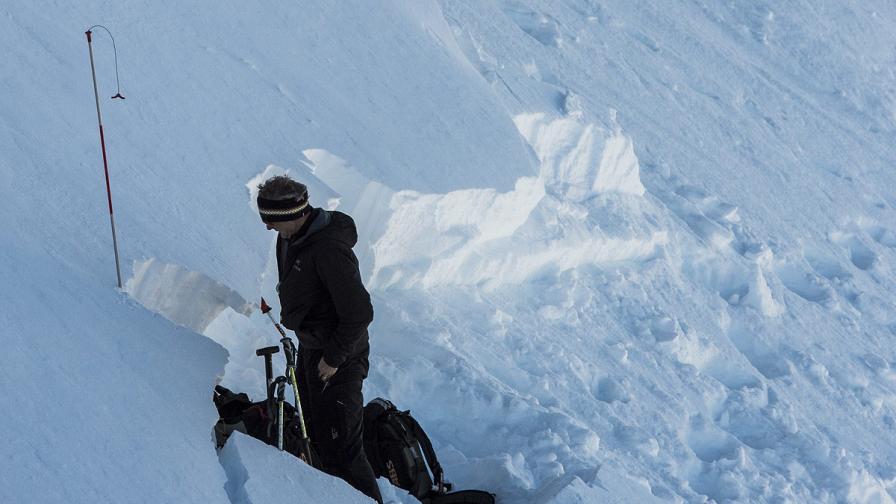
[302,209,358,249]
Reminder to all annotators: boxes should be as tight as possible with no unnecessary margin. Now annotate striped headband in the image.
[257,192,311,223]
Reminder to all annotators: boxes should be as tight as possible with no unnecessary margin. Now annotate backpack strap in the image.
[400,410,448,493]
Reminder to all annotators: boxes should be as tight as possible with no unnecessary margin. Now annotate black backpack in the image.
[363,398,495,504]
[213,384,311,461]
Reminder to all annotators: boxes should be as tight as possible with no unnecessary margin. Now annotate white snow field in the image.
[2,0,896,502]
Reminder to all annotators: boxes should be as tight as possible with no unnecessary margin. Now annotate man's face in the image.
[265,219,302,239]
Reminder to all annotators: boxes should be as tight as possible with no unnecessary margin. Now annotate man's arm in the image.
[315,244,373,368]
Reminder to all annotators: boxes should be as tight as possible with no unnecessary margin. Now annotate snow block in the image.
[513,113,646,200]
[218,432,374,503]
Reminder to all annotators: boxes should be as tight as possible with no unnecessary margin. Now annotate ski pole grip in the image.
[275,376,287,401]
[281,337,297,367]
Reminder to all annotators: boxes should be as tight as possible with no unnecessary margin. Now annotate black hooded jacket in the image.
[276,209,373,369]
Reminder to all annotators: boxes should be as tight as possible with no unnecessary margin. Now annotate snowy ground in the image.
[2,1,896,503]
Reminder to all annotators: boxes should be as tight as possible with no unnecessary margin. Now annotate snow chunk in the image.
[369,175,665,289]
[514,113,646,200]
[596,131,645,195]
[218,432,375,503]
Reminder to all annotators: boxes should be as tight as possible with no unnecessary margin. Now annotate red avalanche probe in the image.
[260,297,287,338]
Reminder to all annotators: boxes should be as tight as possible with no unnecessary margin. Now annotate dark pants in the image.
[296,346,382,503]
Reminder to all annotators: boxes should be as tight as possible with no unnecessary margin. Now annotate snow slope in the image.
[2,0,896,502]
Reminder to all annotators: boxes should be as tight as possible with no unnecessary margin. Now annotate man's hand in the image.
[318,358,338,383]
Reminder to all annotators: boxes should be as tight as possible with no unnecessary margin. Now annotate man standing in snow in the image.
[257,175,383,503]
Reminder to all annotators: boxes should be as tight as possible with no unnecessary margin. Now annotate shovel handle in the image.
[256,346,280,398]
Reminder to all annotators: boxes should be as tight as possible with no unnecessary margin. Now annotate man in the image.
[257,175,383,503]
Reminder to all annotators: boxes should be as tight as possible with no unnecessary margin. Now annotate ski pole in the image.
[280,337,316,465]
[260,297,315,466]
[84,25,125,288]
[260,297,288,337]
[274,376,288,451]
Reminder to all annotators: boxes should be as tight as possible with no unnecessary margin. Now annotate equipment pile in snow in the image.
[213,339,494,503]
[213,384,316,462]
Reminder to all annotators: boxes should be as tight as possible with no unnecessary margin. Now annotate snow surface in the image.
[2,0,896,503]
